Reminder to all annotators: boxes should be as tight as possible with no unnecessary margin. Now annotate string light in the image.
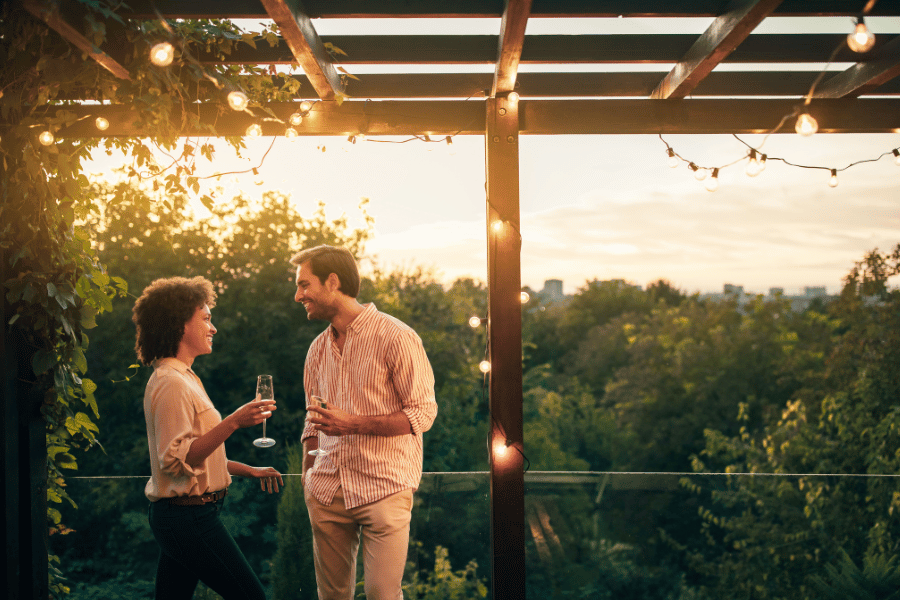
[893,149,900,166]
[491,220,504,233]
[246,123,262,137]
[520,291,530,304]
[227,90,249,111]
[479,360,491,373]
[94,117,109,131]
[288,112,303,126]
[666,148,679,168]
[795,113,818,137]
[746,149,762,177]
[150,42,175,67]
[446,137,456,156]
[758,153,767,173]
[469,316,483,328]
[828,169,839,188]
[284,127,298,139]
[38,131,55,145]
[689,163,708,181]
[847,16,876,53]
[705,168,720,192]
[507,91,520,103]
[299,100,313,113]
[493,438,511,458]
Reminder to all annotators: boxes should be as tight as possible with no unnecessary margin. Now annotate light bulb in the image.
[507,91,520,103]
[446,137,456,156]
[520,291,530,304]
[468,316,482,328]
[289,112,303,126]
[491,220,504,233]
[666,148,679,168]
[828,169,838,188]
[795,113,818,136]
[690,164,708,181]
[746,150,761,177]
[299,100,312,113]
[847,18,875,53]
[357,133,366,142]
[95,117,109,131]
[227,90,249,111]
[758,154,767,173]
[38,130,55,145]
[893,149,900,166]
[246,123,262,137]
[284,127,298,139]
[493,439,509,458]
[150,42,174,66]
[479,360,491,373]
[705,168,720,192]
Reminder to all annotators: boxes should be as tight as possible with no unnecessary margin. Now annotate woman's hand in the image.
[228,394,277,429]
[249,466,284,493]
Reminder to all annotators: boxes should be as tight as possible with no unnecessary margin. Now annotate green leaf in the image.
[72,347,88,374]
[32,349,56,376]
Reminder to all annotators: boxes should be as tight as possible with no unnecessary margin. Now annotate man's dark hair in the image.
[132,276,217,365]
[289,245,360,298]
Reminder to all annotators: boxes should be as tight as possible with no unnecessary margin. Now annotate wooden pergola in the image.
[4,1,900,597]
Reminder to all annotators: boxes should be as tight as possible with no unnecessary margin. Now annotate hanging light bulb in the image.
[745,149,761,177]
[666,148,679,168]
[252,167,264,186]
[299,100,313,113]
[227,90,249,111]
[892,149,900,166]
[795,113,818,136]
[357,133,367,142]
[38,130,55,146]
[284,127,298,139]
[520,291,530,304]
[828,169,839,188]
[445,136,457,156]
[95,117,109,131]
[150,42,175,66]
[246,123,262,137]
[468,316,482,328]
[289,112,303,126]
[479,360,491,373]
[705,168,720,192]
[690,163,708,181]
[847,17,876,53]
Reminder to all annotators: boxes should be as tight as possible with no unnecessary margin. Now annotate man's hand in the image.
[249,466,284,493]
[307,404,358,436]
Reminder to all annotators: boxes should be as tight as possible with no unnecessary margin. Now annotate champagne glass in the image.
[307,395,328,456]
[253,374,276,448]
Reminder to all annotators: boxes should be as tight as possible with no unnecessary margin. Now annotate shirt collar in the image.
[154,356,192,374]
[330,302,377,337]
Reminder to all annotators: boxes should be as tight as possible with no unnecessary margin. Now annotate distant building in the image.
[701,283,835,312]
[541,279,564,301]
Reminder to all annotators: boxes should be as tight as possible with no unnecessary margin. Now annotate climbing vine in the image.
[0,1,303,594]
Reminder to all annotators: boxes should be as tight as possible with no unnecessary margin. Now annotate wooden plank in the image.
[120,0,900,18]
[492,0,533,97]
[651,0,784,99]
[485,94,526,600]
[258,0,345,100]
[22,0,131,80]
[813,35,900,98]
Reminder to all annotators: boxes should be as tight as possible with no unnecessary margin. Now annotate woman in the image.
[132,276,283,600]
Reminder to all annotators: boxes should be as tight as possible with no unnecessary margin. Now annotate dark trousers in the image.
[148,497,266,600]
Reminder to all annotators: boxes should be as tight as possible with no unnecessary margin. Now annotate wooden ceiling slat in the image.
[492,0,533,97]
[121,0,900,19]
[258,0,345,100]
[813,34,900,98]
[195,34,898,65]
[23,0,131,80]
[651,0,784,99]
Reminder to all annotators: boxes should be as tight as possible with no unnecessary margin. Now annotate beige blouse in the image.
[143,357,231,501]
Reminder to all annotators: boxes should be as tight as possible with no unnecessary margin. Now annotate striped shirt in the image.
[143,357,231,501]
[302,303,437,509]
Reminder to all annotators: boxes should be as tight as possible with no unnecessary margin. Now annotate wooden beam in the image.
[813,34,900,98]
[22,0,131,80]
[651,0,784,99]
[492,0,533,97]
[258,0,345,100]
[485,94,526,600]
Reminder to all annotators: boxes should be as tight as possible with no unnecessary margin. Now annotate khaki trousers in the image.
[305,486,413,600]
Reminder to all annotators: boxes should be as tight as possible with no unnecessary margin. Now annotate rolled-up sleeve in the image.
[391,330,438,435]
[151,376,203,478]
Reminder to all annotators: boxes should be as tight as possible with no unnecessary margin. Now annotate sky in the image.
[83,16,900,297]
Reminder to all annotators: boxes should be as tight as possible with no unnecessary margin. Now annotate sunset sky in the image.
[84,16,900,297]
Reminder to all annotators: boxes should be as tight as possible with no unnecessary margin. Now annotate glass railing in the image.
[52,471,900,599]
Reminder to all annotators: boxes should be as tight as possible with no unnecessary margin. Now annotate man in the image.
[292,245,437,600]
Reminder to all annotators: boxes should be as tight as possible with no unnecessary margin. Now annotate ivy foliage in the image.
[0,1,310,594]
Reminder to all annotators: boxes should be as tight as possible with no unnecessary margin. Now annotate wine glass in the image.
[307,395,328,456]
[253,374,276,448]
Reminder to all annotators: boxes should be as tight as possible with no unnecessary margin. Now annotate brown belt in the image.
[163,489,227,506]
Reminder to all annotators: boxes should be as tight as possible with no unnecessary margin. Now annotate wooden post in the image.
[484,94,525,599]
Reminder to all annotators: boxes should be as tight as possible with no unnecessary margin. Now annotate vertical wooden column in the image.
[484,94,525,599]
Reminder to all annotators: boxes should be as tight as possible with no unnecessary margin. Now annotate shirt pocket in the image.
[192,396,221,435]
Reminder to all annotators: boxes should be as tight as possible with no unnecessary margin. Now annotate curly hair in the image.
[132,277,217,365]
[289,245,360,298]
